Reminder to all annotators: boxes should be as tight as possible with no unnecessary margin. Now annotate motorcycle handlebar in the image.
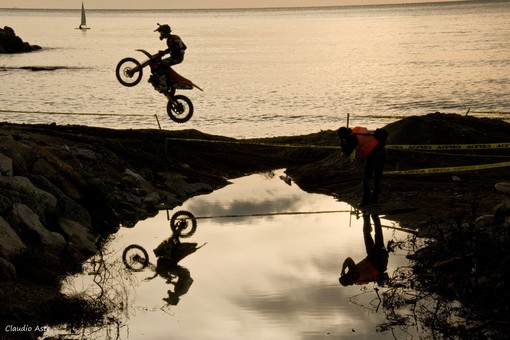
[135,49,168,60]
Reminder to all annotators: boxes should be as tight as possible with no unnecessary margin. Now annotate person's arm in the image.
[340,134,357,156]
[159,38,172,56]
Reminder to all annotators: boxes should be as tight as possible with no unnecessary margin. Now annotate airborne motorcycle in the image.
[115,49,202,123]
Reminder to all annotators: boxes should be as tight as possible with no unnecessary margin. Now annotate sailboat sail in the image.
[77,2,90,29]
[80,3,87,27]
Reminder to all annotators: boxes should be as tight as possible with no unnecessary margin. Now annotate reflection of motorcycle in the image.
[170,210,197,237]
[122,211,202,271]
[115,49,203,123]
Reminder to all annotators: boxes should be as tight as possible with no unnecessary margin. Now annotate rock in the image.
[0,257,16,280]
[0,192,12,216]
[74,147,97,161]
[158,172,214,199]
[158,190,182,207]
[474,214,495,228]
[123,168,155,194]
[495,182,510,195]
[32,158,59,179]
[58,218,97,256]
[31,149,86,201]
[9,204,66,254]
[0,26,41,53]
[0,216,27,259]
[29,175,90,227]
[495,182,510,218]
[11,176,57,214]
[55,195,92,229]
[0,153,13,179]
[0,135,31,175]
[143,191,161,206]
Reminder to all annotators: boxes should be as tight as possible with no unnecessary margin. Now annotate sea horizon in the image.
[0,0,492,12]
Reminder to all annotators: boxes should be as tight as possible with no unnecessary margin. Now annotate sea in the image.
[2,2,508,339]
[1,0,509,138]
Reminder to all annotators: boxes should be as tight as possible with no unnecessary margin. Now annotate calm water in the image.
[1,1,509,137]
[56,170,415,339]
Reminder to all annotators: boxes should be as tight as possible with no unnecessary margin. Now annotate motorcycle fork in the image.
[165,87,176,100]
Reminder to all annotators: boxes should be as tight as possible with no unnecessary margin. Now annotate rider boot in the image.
[158,74,169,93]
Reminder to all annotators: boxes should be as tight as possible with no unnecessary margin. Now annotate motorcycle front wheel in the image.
[115,57,143,87]
[122,244,149,271]
[167,95,194,123]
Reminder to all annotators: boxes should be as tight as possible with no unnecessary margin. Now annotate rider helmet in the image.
[155,23,171,40]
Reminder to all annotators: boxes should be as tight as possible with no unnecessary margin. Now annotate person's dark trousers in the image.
[362,145,387,204]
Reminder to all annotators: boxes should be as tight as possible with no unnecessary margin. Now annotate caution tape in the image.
[398,149,510,158]
[349,114,409,120]
[4,108,508,120]
[164,209,418,233]
[166,137,510,151]
[386,143,510,151]
[167,137,510,175]
[0,109,146,117]
[4,108,510,152]
[468,110,510,115]
[384,161,510,175]
[191,209,352,219]
[165,137,341,149]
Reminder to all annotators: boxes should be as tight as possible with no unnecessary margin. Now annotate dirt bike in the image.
[115,49,202,123]
[122,211,201,271]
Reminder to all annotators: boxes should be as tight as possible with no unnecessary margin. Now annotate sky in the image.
[0,0,464,10]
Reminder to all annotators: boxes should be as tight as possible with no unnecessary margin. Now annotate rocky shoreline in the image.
[1,113,509,338]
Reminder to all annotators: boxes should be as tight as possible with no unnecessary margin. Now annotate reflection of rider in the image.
[156,259,194,305]
[148,219,199,304]
[339,214,389,286]
[153,224,197,267]
[154,23,187,92]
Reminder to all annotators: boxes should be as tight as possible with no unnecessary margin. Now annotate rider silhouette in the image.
[154,23,187,92]
[339,214,389,286]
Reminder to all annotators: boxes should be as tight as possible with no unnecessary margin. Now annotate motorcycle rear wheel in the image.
[116,57,143,87]
[122,244,149,271]
[167,95,194,123]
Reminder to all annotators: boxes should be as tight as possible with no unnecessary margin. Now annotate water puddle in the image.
[53,170,418,339]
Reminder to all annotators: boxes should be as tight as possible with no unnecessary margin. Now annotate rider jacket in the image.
[166,34,187,62]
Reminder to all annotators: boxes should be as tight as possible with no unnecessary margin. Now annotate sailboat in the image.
[76,2,90,30]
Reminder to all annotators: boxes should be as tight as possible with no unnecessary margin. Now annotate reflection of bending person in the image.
[339,214,388,286]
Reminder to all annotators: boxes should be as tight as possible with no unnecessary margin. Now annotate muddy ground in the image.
[1,112,509,339]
